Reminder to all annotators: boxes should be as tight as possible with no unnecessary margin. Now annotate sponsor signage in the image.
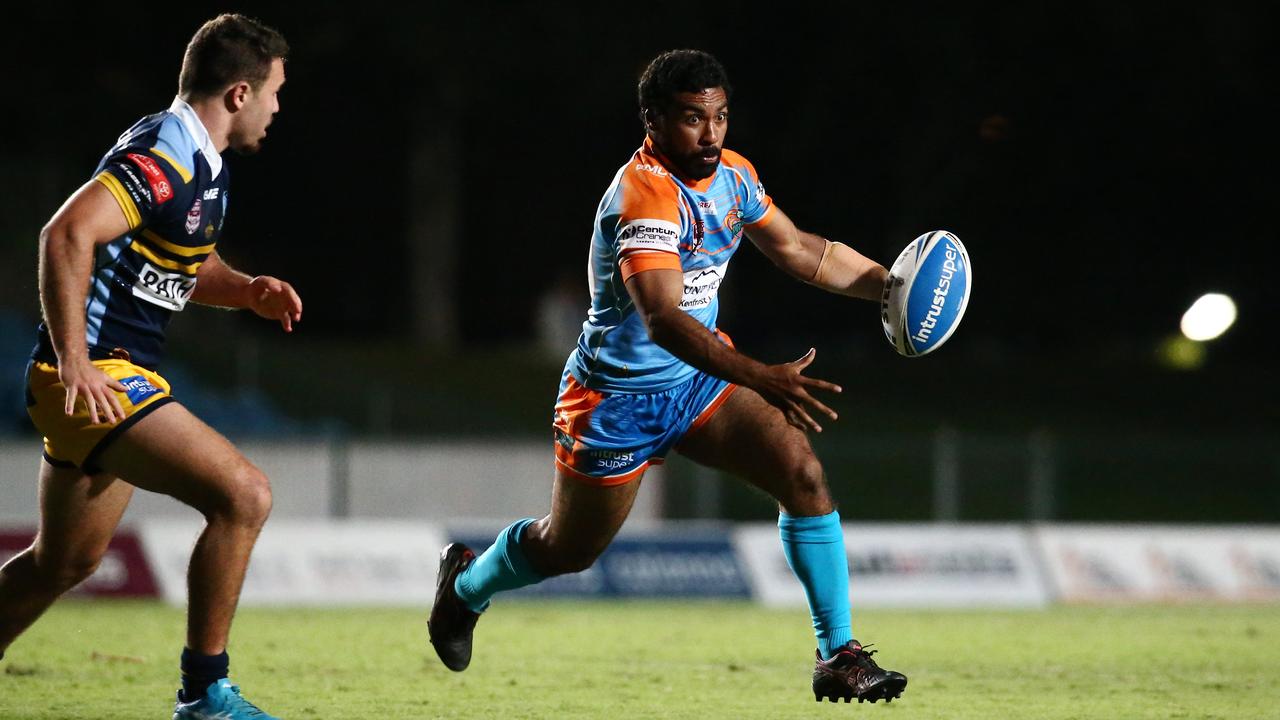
[139,520,445,606]
[0,528,159,598]
[735,523,1050,608]
[451,526,751,599]
[1035,525,1280,603]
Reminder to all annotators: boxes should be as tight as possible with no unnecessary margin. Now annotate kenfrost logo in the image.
[131,263,196,311]
[680,265,724,310]
[912,241,961,344]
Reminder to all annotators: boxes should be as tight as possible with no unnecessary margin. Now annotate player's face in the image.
[230,58,285,155]
[651,87,728,180]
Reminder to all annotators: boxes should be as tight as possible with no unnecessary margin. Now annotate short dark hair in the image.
[637,49,732,121]
[178,14,289,99]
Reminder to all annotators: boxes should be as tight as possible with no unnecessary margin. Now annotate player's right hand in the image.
[751,348,842,433]
[59,358,127,425]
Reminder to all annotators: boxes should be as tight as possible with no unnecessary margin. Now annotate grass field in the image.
[2,600,1278,719]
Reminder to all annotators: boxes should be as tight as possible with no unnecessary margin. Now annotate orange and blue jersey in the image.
[566,137,774,393]
[31,97,230,371]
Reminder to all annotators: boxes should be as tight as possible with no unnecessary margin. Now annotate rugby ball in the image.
[881,230,972,357]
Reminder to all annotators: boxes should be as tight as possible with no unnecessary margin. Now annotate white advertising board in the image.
[1035,525,1280,602]
[139,519,445,606]
[735,523,1050,608]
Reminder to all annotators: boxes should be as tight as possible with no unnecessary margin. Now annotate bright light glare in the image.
[1180,293,1237,341]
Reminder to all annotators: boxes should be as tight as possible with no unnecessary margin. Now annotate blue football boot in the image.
[172,678,279,719]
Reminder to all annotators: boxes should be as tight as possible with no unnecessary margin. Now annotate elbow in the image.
[641,308,678,348]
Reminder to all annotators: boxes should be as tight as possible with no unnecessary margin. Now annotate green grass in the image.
[2,601,1278,719]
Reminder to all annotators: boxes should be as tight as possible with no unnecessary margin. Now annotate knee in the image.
[779,452,831,514]
[220,464,272,528]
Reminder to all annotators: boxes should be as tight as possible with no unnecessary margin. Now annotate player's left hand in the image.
[247,275,303,332]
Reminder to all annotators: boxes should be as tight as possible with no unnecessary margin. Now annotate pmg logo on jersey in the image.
[131,263,196,311]
[634,162,669,177]
[618,219,680,253]
[680,265,724,310]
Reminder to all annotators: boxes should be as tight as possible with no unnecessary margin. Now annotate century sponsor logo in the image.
[912,241,961,344]
[131,262,196,311]
[618,219,680,251]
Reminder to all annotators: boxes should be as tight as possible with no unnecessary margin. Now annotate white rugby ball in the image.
[881,230,972,357]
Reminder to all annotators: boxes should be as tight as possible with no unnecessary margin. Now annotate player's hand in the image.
[59,357,127,425]
[247,275,303,332]
[751,348,842,433]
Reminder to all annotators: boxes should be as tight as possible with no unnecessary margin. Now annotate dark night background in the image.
[2,3,1275,520]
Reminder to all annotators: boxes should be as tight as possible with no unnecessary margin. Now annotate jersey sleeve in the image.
[93,148,187,231]
[614,168,684,257]
[725,151,774,226]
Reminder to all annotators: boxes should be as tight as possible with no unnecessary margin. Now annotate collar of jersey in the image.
[642,136,716,193]
[167,96,224,180]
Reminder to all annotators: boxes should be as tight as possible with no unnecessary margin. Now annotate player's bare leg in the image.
[523,468,643,576]
[429,467,644,670]
[679,386,908,703]
[94,402,271,656]
[0,463,134,656]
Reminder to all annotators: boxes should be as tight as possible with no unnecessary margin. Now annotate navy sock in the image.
[180,648,229,700]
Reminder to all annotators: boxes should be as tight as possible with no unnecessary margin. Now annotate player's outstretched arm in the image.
[39,181,132,423]
[624,266,841,433]
[193,252,303,332]
[746,205,888,301]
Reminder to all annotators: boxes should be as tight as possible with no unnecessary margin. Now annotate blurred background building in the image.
[2,3,1274,527]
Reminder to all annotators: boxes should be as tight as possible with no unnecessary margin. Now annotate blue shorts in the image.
[552,367,737,486]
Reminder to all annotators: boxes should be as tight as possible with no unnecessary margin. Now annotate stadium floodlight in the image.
[1180,293,1237,342]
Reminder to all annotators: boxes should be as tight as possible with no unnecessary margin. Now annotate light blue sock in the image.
[779,510,853,659]
[454,518,544,613]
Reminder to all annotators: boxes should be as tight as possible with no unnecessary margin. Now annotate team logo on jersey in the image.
[131,262,196,311]
[726,207,745,244]
[689,220,705,252]
[185,199,203,235]
[126,153,172,204]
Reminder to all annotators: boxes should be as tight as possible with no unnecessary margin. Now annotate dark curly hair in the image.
[637,49,732,124]
[179,14,289,99]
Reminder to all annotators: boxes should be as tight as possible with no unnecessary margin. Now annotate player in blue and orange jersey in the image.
[430,50,908,704]
[0,15,297,720]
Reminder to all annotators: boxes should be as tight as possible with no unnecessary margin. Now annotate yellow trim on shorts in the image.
[95,172,142,229]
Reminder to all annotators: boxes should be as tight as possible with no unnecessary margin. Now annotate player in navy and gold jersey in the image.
[429,50,909,704]
[0,15,296,720]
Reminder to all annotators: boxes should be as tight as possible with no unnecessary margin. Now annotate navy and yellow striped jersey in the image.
[33,98,230,370]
